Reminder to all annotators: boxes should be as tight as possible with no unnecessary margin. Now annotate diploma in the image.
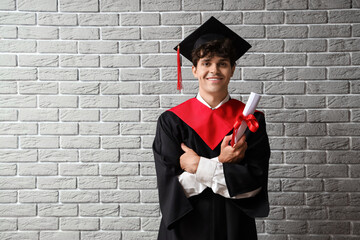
[231,92,261,146]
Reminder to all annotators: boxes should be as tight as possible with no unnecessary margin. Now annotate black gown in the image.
[153,98,270,240]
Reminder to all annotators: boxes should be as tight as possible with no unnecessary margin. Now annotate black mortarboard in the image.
[174,16,251,91]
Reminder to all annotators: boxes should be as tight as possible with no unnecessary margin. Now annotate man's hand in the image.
[180,143,200,174]
[218,135,247,163]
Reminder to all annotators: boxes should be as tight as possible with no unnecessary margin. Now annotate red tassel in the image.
[177,45,182,92]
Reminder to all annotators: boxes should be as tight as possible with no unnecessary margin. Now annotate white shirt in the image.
[178,93,261,199]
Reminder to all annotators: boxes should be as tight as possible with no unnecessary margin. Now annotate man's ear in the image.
[192,65,197,78]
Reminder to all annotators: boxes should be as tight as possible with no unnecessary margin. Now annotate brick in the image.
[228,25,265,38]
[267,26,308,38]
[236,54,265,66]
[60,163,98,176]
[101,82,139,95]
[38,177,76,189]
[38,13,77,26]
[0,54,16,67]
[0,163,16,175]
[142,27,182,40]
[307,165,348,178]
[79,14,118,26]
[103,27,141,40]
[0,109,17,121]
[244,12,284,24]
[0,137,17,148]
[266,0,307,9]
[160,95,196,108]
[60,27,100,40]
[60,190,99,203]
[248,40,284,52]
[19,82,58,95]
[120,41,159,53]
[102,137,140,149]
[354,24,360,37]
[270,137,306,150]
[307,81,349,94]
[224,0,264,10]
[60,55,99,67]
[79,177,117,189]
[243,68,283,80]
[309,0,351,9]
[39,149,78,162]
[121,96,159,108]
[142,54,176,67]
[269,165,304,178]
[0,233,38,240]
[101,109,140,122]
[101,0,139,11]
[0,150,37,163]
[184,0,222,10]
[80,96,118,108]
[18,27,58,39]
[18,0,57,11]
[285,123,326,136]
[0,218,16,231]
[328,123,360,136]
[161,13,200,25]
[265,220,307,234]
[0,0,15,10]
[307,110,349,122]
[80,150,119,162]
[265,82,305,94]
[202,12,244,25]
[19,190,58,203]
[307,137,349,150]
[39,96,78,108]
[120,150,154,162]
[0,177,35,189]
[121,13,159,26]
[40,122,78,135]
[101,55,139,67]
[286,11,327,24]
[100,163,138,175]
[327,151,360,164]
[265,110,305,122]
[101,218,140,230]
[285,96,326,108]
[60,109,99,122]
[310,25,351,38]
[308,221,350,234]
[328,96,360,108]
[20,136,59,149]
[0,123,37,135]
[309,53,350,66]
[353,110,360,121]
[121,204,159,217]
[266,123,283,136]
[60,0,98,12]
[118,176,157,189]
[79,69,119,81]
[285,40,326,52]
[0,204,36,217]
[142,0,180,11]
[0,26,17,38]
[19,163,57,176]
[39,68,78,81]
[0,68,37,80]
[80,204,119,217]
[101,190,139,203]
[329,10,360,23]
[122,231,158,240]
[142,82,180,95]
[61,136,100,149]
[0,81,17,94]
[60,82,99,95]
[329,39,360,51]
[19,218,58,230]
[306,193,348,206]
[79,41,118,54]
[61,218,99,230]
[141,190,159,203]
[79,123,118,135]
[285,68,326,80]
[38,41,77,53]
[282,179,323,192]
[40,232,79,240]
[286,207,327,220]
[269,193,304,206]
[0,12,35,25]
[81,232,120,240]
[329,207,360,220]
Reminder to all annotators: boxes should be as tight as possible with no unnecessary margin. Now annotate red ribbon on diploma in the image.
[231,113,259,145]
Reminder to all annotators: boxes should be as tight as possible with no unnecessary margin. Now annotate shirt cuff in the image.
[195,156,218,187]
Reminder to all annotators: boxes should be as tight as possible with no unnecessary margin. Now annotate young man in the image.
[153,17,270,240]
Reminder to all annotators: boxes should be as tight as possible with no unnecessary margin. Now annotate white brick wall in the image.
[0,0,359,239]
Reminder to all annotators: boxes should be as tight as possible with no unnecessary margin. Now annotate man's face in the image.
[192,55,235,97]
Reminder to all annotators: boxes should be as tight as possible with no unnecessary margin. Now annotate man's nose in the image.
[210,64,219,74]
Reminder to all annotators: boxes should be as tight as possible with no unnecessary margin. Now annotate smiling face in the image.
[192,55,235,101]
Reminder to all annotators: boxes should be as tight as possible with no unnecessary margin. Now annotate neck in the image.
[199,90,228,108]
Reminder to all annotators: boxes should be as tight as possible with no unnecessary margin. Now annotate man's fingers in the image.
[181,143,191,152]
[234,135,246,149]
[221,135,232,148]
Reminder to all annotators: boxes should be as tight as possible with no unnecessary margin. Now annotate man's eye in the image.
[202,62,210,66]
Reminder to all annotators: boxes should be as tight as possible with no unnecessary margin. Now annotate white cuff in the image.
[195,156,218,188]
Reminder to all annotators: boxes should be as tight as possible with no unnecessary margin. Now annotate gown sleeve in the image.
[223,112,270,216]
[152,112,193,230]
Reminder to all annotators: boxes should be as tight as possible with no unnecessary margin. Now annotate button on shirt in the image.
[178,93,261,199]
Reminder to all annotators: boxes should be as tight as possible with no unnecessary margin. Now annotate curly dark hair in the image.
[191,38,237,67]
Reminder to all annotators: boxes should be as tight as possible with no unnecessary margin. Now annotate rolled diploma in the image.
[233,92,261,144]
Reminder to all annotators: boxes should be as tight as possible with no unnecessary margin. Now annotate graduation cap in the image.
[175,16,252,91]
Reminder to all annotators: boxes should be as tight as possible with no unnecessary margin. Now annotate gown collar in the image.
[196,93,230,110]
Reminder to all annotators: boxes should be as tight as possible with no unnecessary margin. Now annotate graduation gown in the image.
[153,97,270,240]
